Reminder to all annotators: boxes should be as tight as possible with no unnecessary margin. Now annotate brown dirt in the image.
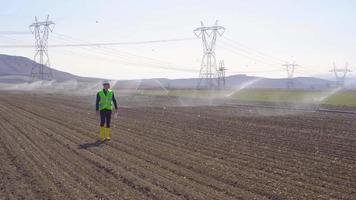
[0,93,355,200]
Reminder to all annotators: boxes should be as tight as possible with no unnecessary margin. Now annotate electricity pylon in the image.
[29,15,55,80]
[217,60,227,89]
[330,62,351,87]
[194,20,225,89]
[282,61,299,89]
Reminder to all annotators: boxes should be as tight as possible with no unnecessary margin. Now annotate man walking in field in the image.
[96,80,118,142]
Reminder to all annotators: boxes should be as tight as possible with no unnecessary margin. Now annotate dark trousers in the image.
[100,109,112,128]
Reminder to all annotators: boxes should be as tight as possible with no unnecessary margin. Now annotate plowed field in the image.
[0,93,355,200]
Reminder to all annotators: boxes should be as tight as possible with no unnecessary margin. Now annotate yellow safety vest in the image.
[98,90,113,110]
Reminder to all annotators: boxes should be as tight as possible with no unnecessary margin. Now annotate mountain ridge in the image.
[0,54,338,89]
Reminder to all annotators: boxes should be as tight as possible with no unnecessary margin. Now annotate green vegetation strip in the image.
[122,89,356,107]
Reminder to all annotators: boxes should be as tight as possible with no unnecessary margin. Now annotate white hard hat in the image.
[102,80,110,85]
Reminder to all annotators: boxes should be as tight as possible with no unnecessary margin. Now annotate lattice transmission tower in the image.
[330,62,351,87]
[194,21,225,89]
[217,60,227,89]
[29,15,55,80]
[282,61,299,89]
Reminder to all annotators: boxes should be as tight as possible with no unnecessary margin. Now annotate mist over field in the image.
[1,1,356,200]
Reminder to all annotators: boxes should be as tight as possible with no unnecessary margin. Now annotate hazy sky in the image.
[1,0,356,80]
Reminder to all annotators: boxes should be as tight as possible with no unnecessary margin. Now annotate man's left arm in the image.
[112,93,118,110]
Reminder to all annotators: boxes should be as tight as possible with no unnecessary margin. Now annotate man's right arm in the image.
[96,93,100,111]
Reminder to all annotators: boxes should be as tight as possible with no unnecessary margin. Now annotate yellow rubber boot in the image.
[100,127,105,142]
[105,128,111,141]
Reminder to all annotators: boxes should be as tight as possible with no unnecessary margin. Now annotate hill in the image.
[0,54,335,89]
[0,54,95,83]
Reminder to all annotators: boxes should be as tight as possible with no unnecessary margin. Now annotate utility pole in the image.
[330,62,351,87]
[29,15,55,80]
[194,20,225,89]
[282,61,299,89]
[217,60,227,89]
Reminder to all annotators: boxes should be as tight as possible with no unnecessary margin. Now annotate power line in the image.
[217,40,319,79]
[296,64,332,75]
[228,68,284,74]
[0,31,31,35]
[0,37,196,48]
[52,38,196,47]
[219,43,280,66]
[52,32,190,67]
[218,40,282,65]
[2,28,333,79]
[0,34,201,73]
[221,36,284,63]
[47,33,199,73]
[217,43,279,67]
[1,22,196,77]
[49,32,200,73]
[221,36,334,77]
